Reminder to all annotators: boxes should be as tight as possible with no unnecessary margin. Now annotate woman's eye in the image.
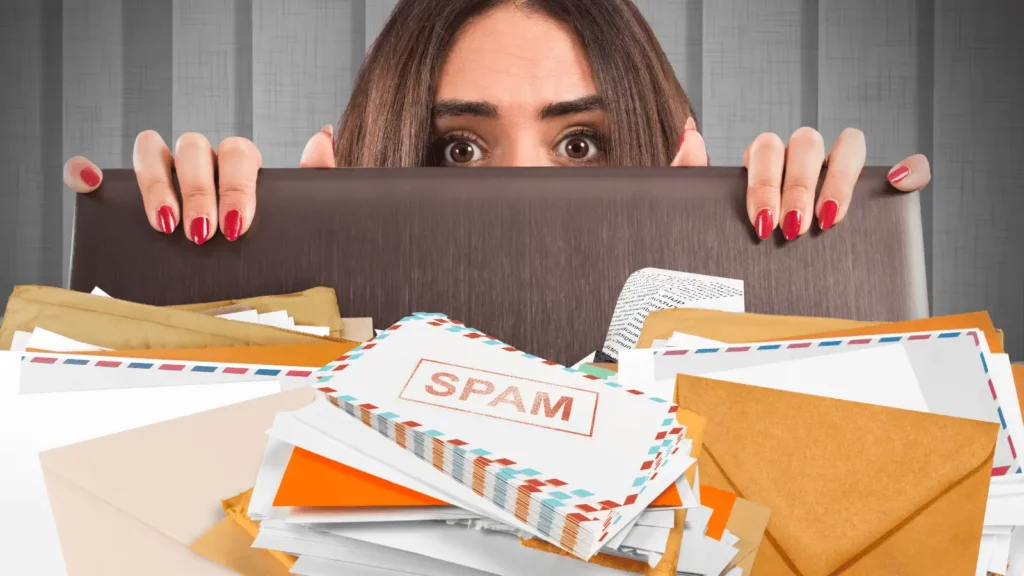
[556,134,601,161]
[444,140,483,164]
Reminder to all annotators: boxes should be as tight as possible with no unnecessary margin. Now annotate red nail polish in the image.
[190,217,210,245]
[157,205,176,234]
[782,210,802,241]
[80,167,100,187]
[888,166,911,184]
[818,200,838,231]
[754,208,773,240]
[223,210,243,242]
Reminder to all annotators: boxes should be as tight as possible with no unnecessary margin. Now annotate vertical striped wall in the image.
[1,0,1022,359]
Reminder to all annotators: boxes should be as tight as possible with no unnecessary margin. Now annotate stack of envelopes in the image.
[7,282,1024,576]
[610,308,1024,576]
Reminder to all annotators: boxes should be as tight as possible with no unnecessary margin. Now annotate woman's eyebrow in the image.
[539,95,604,119]
[432,100,499,118]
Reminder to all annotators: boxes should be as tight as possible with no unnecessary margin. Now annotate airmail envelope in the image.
[619,328,1019,475]
[38,388,315,576]
[18,342,356,394]
[312,313,694,559]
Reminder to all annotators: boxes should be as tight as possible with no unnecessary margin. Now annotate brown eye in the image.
[445,141,482,164]
[556,133,601,161]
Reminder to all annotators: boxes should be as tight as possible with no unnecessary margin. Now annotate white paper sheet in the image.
[290,554,431,576]
[602,268,744,361]
[622,525,672,553]
[676,506,713,575]
[90,286,112,298]
[217,309,259,323]
[249,437,295,521]
[9,331,30,352]
[257,310,292,328]
[25,327,109,353]
[991,533,1013,574]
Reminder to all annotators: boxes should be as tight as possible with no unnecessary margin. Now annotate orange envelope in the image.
[675,374,996,576]
[274,446,683,508]
[636,308,1003,354]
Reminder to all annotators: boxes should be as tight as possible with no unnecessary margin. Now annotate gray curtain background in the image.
[1,0,1022,358]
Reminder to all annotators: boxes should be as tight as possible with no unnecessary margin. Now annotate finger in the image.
[63,156,103,194]
[816,128,866,230]
[670,117,708,167]
[887,153,931,192]
[217,137,262,242]
[174,132,218,245]
[779,127,826,240]
[744,132,786,240]
[299,124,337,168]
[132,130,179,234]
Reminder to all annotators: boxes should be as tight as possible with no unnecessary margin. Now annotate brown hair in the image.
[335,0,694,168]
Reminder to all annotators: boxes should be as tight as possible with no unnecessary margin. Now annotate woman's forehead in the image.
[436,4,598,108]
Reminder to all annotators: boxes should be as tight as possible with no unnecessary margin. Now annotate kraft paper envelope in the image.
[675,375,997,576]
[636,308,1004,355]
[0,285,350,351]
[165,286,345,336]
[71,342,359,366]
[38,388,315,576]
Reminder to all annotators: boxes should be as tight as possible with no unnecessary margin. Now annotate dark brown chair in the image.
[70,167,928,365]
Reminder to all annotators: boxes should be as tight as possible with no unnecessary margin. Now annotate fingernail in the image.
[888,165,911,184]
[754,208,773,240]
[80,167,101,187]
[190,217,210,245]
[157,205,176,234]
[684,117,696,131]
[818,199,838,231]
[223,210,243,242]
[782,210,802,241]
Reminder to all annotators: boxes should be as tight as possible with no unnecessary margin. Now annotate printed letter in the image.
[460,377,495,401]
[530,392,574,421]
[488,385,526,413]
[426,372,458,397]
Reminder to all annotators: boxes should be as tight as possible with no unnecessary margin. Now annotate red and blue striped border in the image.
[20,354,315,378]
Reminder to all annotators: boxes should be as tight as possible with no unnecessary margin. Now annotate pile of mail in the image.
[3,269,1024,576]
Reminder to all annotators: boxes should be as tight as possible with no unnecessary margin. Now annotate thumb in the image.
[670,117,708,167]
[299,124,338,168]
[64,156,103,193]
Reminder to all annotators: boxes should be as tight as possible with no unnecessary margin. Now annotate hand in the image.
[62,125,338,244]
[672,122,932,241]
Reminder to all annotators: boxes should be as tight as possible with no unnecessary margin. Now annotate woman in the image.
[64,0,929,245]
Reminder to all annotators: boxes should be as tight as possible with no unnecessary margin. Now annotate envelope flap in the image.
[676,375,998,576]
[39,388,314,546]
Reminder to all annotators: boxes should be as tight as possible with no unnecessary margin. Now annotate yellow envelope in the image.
[676,375,996,576]
[189,517,293,576]
[39,388,314,576]
[0,285,350,351]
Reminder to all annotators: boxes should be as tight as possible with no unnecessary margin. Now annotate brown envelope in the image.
[675,375,997,576]
[0,285,351,351]
[166,286,346,338]
[39,388,315,576]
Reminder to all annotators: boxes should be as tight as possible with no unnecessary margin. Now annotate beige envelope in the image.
[38,388,315,575]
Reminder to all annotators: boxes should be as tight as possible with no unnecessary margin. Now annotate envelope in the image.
[0,285,349,351]
[636,308,1004,355]
[38,388,315,576]
[70,342,358,366]
[165,286,345,336]
[675,374,997,576]
[189,517,293,576]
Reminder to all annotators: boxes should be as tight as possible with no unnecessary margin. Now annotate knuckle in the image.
[175,132,211,154]
[747,183,780,200]
[218,183,254,201]
[217,136,253,157]
[790,126,825,148]
[752,132,785,154]
[782,183,816,199]
[180,185,213,202]
[141,178,173,199]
